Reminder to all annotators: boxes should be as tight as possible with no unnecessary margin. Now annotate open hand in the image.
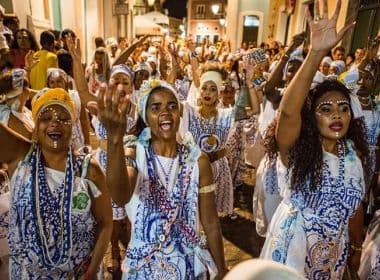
[97,83,131,140]
[288,32,306,53]
[24,50,39,70]
[306,0,355,53]
[66,36,82,61]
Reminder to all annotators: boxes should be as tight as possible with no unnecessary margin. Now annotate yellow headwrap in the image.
[32,88,76,122]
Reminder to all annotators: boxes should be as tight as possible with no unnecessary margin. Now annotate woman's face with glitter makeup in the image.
[37,104,72,151]
[314,91,351,141]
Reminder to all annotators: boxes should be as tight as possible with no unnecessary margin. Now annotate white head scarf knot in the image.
[200,71,224,94]
[137,79,179,125]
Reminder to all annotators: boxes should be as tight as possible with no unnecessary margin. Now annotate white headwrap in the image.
[200,71,224,94]
[138,79,179,125]
[311,71,326,89]
[321,56,332,66]
[47,68,68,84]
[330,60,346,75]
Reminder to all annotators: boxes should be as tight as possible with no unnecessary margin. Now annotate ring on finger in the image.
[315,15,321,22]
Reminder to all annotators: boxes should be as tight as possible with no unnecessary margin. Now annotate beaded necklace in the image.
[29,145,79,268]
[154,155,177,189]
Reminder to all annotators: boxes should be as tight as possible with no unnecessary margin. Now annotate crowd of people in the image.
[0,0,379,279]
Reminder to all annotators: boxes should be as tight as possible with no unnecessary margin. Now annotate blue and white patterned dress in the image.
[92,114,135,220]
[362,105,380,178]
[123,141,217,279]
[8,146,100,279]
[252,155,282,237]
[261,141,364,279]
[180,102,234,215]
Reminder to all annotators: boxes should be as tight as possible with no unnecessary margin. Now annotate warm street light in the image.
[147,0,155,7]
[219,18,226,26]
[211,4,220,15]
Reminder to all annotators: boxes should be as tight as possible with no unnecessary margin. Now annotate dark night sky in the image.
[163,0,187,19]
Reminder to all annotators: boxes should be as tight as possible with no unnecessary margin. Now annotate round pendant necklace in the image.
[199,107,218,147]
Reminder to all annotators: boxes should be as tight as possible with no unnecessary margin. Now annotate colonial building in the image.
[0,0,170,62]
[265,0,380,53]
[187,0,227,44]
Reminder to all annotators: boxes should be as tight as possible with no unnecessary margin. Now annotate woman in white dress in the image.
[98,79,227,279]
[0,88,112,279]
[180,66,260,216]
[260,1,369,279]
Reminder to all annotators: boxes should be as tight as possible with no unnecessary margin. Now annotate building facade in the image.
[1,0,169,62]
[265,0,380,53]
[224,0,270,51]
[187,0,227,44]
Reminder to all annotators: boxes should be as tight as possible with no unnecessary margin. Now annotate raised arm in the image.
[67,37,98,106]
[276,0,355,161]
[263,32,306,106]
[97,84,137,205]
[190,57,200,88]
[112,35,149,67]
[166,46,180,85]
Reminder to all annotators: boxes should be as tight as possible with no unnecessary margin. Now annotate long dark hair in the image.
[265,80,370,191]
[12,28,39,51]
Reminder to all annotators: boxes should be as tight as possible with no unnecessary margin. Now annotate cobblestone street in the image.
[221,184,265,270]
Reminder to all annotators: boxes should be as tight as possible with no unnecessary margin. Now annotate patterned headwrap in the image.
[200,71,224,94]
[32,88,76,122]
[138,79,178,124]
[110,64,134,80]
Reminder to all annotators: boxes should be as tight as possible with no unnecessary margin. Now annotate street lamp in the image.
[211,4,220,15]
[147,0,155,7]
[219,18,226,26]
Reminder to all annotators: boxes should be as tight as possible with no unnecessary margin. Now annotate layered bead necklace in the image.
[154,154,178,189]
[30,145,76,268]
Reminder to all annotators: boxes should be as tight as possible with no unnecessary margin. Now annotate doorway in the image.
[242,15,259,45]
